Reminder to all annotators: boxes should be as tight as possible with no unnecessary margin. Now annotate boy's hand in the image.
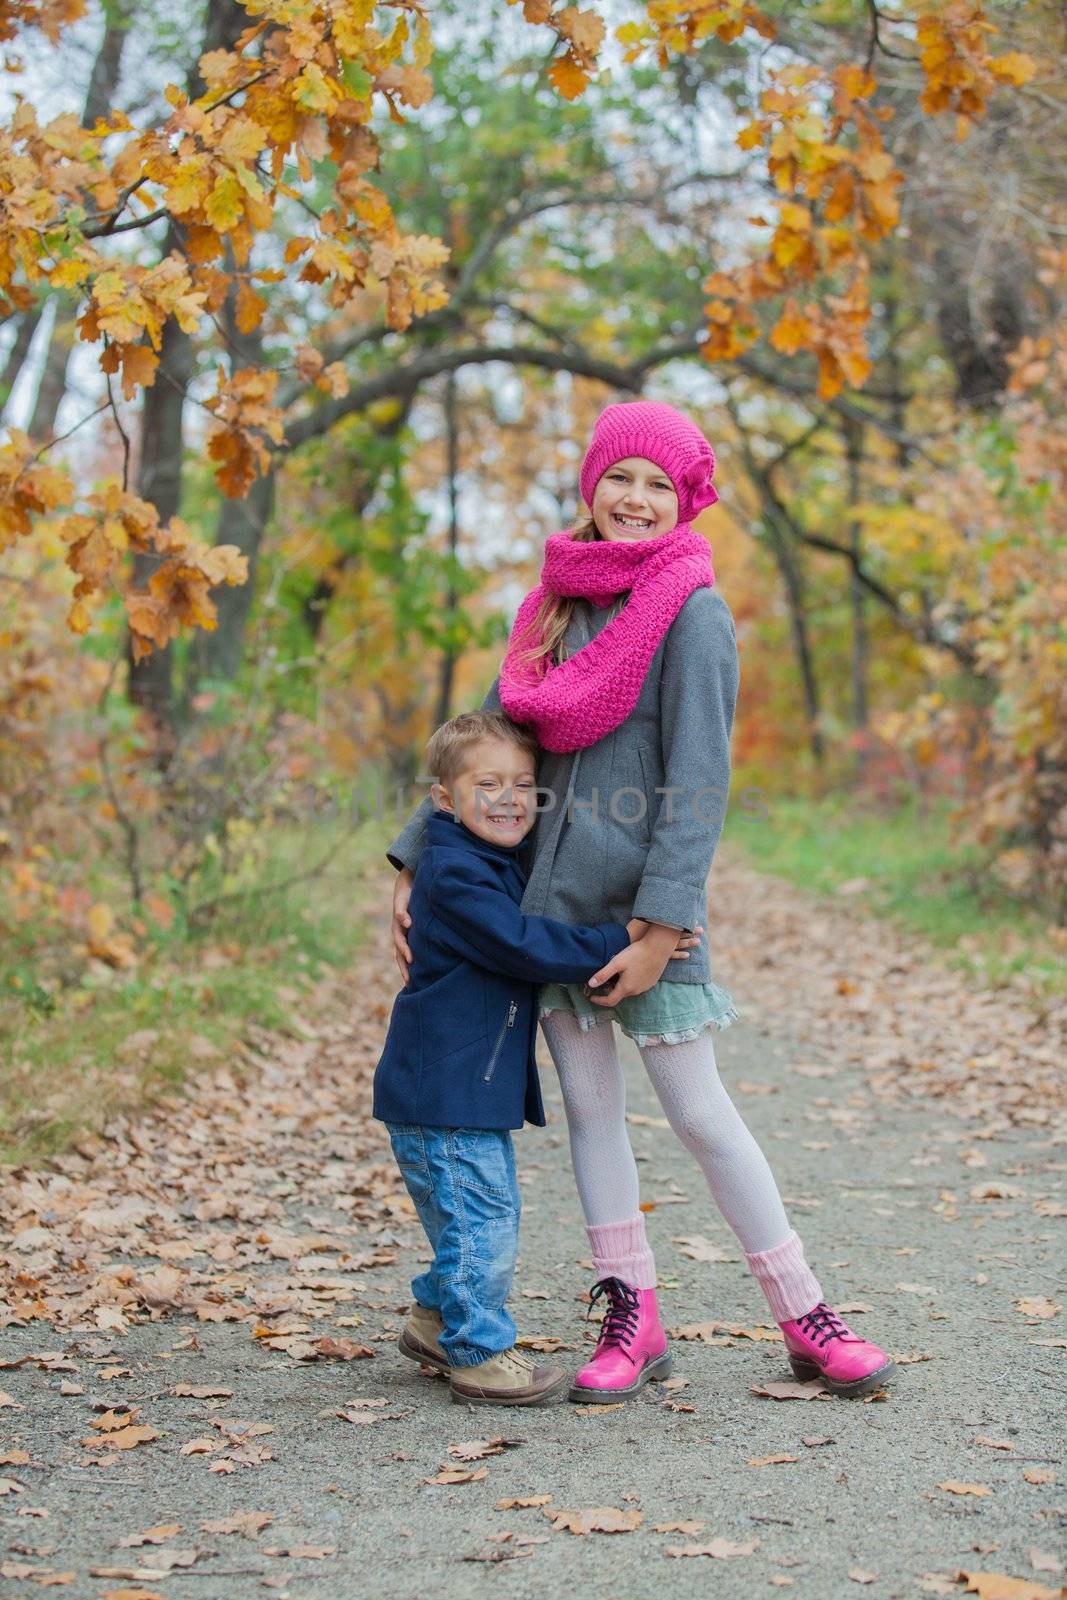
[391,867,415,983]
[587,921,703,1006]
[626,919,704,960]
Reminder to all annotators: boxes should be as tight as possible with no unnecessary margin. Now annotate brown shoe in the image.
[449,1347,567,1407]
[398,1303,450,1375]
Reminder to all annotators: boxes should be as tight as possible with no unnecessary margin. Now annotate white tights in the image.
[540,1007,793,1255]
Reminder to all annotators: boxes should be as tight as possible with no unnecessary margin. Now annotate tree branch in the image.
[283,341,647,449]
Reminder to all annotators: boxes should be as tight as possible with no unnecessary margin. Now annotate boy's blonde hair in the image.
[425,709,540,788]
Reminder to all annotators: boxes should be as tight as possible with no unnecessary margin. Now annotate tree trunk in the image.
[27,304,76,442]
[126,0,252,732]
[764,511,824,768]
[126,306,195,739]
[25,14,129,443]
[187,468,276,691]
[184,239,271,696]
[433,369,461,728]
[0,309,41,416]
[842,417,868,777]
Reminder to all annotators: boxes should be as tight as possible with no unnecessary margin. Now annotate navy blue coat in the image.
[373,809,631,1131]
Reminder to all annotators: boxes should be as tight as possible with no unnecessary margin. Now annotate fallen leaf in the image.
[1014,1297,1060,1320]
[849,1571,877,1584]
[172,1385,233,1399]
[462,1545,535,1563]
[118,1526,182,1548]
[665,1537,760,1559]
[90,1407,141,1433]
[424,1466,489,1486]
[572,1402,625,1414]
[544,1506,642,1535]
[802,1436,834,1447]
[955,1571,1061,1599]
[200,1511,273,1537]
[671,1321,783,1344]
[314,1336,375,1360]
[83,1424,160,1452]
[973,1436,1014,1452]
[447,1438,523,1462]
[749,1380,830,1401]
[496,1495,552,1510]
[0,1391,20,1409]
[653,1520,705,1535]
[671,1236,737,1263]
[1022,1469,1055,1485]
[748,1454,799,1466]
[938,1482,992,1497]
[1029,1549,1063,1575]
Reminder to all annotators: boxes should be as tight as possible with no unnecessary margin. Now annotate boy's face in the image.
[432,736,537,847]
[591,455,679,541]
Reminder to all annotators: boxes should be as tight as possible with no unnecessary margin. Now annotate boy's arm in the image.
[426,851,630,984]
[386,675,503,874]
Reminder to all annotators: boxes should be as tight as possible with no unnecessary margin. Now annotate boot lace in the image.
[796,1302,850,1348]
[588,1277,640,1351]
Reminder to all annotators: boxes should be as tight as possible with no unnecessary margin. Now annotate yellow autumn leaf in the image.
[205,171,243,231]
[234,280,267,334]
[548,51,589,101]
[87,902,114,944]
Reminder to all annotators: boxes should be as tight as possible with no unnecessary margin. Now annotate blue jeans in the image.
[385,1124,521,1368]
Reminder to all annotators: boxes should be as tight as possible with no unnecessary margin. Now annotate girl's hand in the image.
[391,867,415,983]
[586,921,686,1006]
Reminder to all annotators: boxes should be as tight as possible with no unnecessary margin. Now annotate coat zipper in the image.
[484,1001,518,1082]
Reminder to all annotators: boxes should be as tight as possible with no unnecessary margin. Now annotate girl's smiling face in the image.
[591,456,679,542]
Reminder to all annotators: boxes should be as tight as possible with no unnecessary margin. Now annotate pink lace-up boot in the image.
[569,1277,672,1403]
[780,1302,896,1397]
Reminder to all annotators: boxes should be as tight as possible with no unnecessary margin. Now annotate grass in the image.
[1,813,397,1169]
[725,788,1067,996]
[7,788,1063,1169]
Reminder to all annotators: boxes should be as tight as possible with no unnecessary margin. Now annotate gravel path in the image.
[2,862,1065,1599]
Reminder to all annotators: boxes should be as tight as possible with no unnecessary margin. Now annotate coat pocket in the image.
[484,999,518,1082]
[419,965,488,1063]
[608,737,653,847]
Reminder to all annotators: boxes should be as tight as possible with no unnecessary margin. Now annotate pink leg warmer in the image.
[586,1214,658,1291]
[744,1229,822,1322]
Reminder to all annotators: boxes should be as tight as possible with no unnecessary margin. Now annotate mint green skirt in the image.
[538,975,739,1048]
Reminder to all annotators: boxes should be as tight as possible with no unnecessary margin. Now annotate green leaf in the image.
[342,59,373,99]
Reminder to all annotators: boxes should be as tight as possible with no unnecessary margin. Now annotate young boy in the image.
[373,708,639,1406]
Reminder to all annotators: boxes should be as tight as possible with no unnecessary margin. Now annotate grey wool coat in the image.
[386,585,740,987]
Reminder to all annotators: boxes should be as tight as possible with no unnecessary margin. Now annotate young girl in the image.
[388,400,895,1402]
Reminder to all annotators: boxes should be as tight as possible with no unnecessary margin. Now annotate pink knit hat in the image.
[579,400,719,524]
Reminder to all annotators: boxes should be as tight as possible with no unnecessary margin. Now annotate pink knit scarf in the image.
[498,525,714,754]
